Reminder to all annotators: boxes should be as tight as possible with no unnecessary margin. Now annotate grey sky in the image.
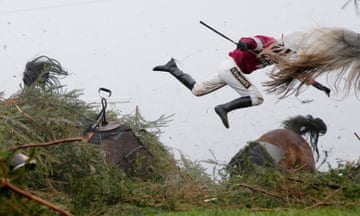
[1,0,359,172]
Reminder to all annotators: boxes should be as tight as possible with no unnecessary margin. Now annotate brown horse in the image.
[228,115,327,174]
[86,122,154,176]
[84,89,155,177]
[21,56,155,177]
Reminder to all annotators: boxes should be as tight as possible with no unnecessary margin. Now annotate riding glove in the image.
[237,41,247,51]
[313,82,331,97]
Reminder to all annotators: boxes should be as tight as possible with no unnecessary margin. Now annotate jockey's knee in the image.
[250,96,264,106]
[191,87,208,97]
[191,89,204,97]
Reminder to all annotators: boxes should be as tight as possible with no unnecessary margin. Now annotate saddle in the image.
[88,123,131,145]
[85,88,131,145]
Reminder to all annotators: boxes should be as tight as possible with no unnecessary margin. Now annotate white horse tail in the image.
[263,27,360,98]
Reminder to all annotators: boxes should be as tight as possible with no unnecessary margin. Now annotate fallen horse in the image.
[84,88,154,177]
[227,115,327,175]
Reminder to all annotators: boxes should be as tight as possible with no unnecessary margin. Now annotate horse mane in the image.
[22,55,68,88]
[262,27,360,98]
[281,115,327,161]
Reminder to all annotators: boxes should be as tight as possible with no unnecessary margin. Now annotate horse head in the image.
[23,55,68,89]
[281,115,327,161]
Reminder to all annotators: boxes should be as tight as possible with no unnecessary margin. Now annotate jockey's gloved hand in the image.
[312,81,331,97]
[322,86,331,97]
[237,41,247,51]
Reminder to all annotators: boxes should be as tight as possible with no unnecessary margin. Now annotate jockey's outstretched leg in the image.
[153,58,263,129]
[214,96,252,129]
[153,58,196,90]
[214,59,264,128]
[153,58,227,96]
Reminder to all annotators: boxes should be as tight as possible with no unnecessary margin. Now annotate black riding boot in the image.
[153,58,196,90]
[214,96,252,129]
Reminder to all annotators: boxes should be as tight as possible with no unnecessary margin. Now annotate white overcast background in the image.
[1,0,359,174]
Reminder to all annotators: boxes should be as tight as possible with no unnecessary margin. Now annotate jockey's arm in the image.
[298,77,331,97]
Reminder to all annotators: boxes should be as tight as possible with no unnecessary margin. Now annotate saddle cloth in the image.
[257,141,285,163]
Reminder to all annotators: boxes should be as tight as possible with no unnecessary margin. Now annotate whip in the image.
[199,21,271,65]
[200,21,238,45]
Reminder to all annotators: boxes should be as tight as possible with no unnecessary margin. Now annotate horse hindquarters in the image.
[256,129,316,172]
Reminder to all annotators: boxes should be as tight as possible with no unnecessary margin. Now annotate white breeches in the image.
[191,59,264,105]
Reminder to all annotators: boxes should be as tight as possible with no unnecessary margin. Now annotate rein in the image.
[123,145,146,160]
[84,88,112,134]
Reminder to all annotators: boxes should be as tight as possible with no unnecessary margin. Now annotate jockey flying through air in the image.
[153,23,331,129]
